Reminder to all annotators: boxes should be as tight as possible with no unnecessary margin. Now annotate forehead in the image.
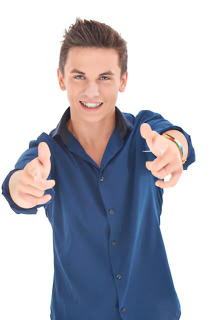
[65,47,119,71]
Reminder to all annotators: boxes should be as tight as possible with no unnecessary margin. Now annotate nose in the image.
[83,82,100,98]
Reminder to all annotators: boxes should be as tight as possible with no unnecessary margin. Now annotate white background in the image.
[0,0,212,319]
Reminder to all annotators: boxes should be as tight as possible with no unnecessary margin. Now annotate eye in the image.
[100,76,110,80]
[74,75,110,80]
[74,75,84,79]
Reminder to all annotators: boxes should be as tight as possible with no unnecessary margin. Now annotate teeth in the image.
[81,101,102,108]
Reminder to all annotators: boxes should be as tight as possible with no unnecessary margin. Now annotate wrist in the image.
[163,133,187,164]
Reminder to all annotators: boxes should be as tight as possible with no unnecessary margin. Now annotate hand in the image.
[9,142,56,208]
[140,123,183,188]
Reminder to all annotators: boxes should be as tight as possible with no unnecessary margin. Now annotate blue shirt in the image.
[2,106,196,320]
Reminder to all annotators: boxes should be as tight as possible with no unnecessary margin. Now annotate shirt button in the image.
[100,176,104,182]
[109,209,115,215]
[116,274,121,280]
[112,240,116,246]
[121,307,126,312]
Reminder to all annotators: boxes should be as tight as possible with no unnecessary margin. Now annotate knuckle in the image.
[23,192,34,204]
[37,189,45,197]
[46,180,54,189]
[19,172,26,185]
[164,167,169,177]
[26,163,35,174]
[33,184,44,196]
[16,188,22,199]
[159,172,165,179]
[36,179,46,191]
[31,197,38,206]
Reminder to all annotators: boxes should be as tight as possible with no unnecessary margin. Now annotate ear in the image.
[119,71,128,92]
[57,68,66,91]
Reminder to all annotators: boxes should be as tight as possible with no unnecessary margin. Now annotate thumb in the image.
[140,123,155,150]
[37,142,52,180]
[140,123,169,157]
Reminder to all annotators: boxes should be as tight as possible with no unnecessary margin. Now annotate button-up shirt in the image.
[2,106,196,320]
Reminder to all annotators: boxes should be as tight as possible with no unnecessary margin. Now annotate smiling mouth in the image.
[79,101,104,109]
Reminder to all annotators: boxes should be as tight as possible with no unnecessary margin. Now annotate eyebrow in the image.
[70,68,115,76]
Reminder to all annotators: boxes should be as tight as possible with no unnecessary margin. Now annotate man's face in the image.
[57,47,128,123]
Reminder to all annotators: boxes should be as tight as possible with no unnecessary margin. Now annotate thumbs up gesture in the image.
[140,123,183,188]
[9,142,56,209]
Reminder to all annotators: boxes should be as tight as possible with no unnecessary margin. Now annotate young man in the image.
[2,18,195,320]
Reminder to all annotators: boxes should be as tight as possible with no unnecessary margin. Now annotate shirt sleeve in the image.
[138,110,196,170]
[1,133,55,214]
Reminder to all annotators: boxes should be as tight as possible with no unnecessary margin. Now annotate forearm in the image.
[161,129,188,160]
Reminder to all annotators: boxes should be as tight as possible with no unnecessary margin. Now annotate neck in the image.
[66,111,116,148]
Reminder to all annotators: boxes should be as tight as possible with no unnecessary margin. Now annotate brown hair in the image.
[59,17,128,80]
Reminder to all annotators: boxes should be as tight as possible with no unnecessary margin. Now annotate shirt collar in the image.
[52,106,133,147]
